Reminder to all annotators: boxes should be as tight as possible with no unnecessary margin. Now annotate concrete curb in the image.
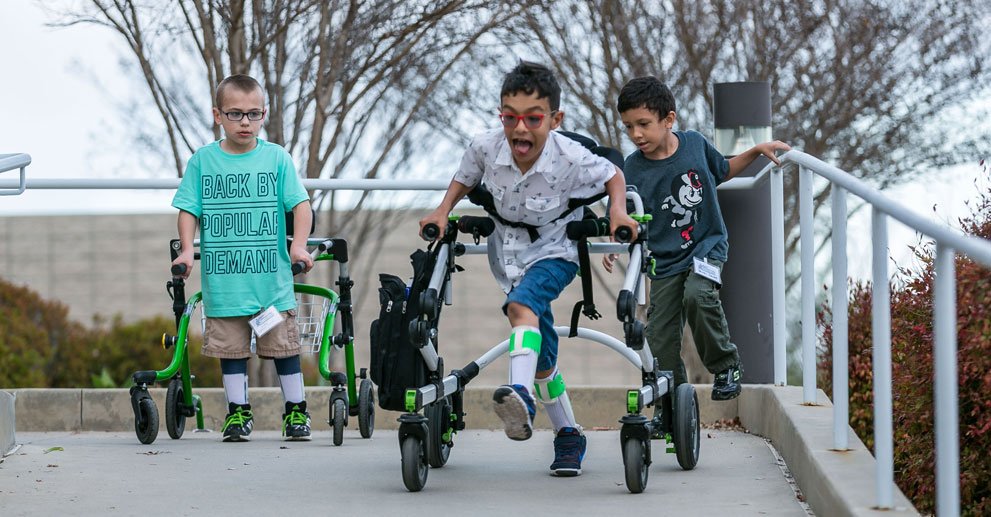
[11,385,918,515]
[1,390,14,455]
[740,385,917,516]
[12,385,737,432]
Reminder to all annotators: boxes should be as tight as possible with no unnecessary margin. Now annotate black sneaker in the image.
[222,403,253,442]
[550,427,586,476]
[492,384,536,441]
[282,401,311,441]
[712,365,743,401]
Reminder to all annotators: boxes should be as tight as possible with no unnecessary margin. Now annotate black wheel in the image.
[401,436,428,492]
[623,438,649,493]
[425,398,452,468]
[134,397,159,445]
[165,378,186,440]
[332,398,346,446]
[673,383,700,470]
[358,378,375,438]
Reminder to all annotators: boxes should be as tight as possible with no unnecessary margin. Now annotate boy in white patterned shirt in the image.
[420,61,637,476]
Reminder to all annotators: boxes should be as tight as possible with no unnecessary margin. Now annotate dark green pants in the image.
[645,260,739,387]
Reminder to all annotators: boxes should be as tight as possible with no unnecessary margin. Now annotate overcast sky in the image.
[1,1,985,279]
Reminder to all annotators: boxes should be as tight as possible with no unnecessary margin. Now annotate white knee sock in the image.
[535,367,579,432]
[508,326,541,397]
[278,373,305,405]
[223,374,248,406]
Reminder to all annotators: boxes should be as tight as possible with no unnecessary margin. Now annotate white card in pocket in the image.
[249,306,284,337]
[693,257,722,285]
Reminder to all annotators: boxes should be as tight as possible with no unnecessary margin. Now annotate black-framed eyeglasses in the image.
[220,109,265,122]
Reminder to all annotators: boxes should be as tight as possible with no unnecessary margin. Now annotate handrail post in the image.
[871,208,893,508]
[771,165,787,385]
[800,165,816,403]
[831,186,849,449]
[933,243,959,516]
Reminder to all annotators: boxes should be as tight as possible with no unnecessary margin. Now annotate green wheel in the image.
[134,397,159,445]
[401,436,428,492]
[425,398,452,468]
[673,383,700,470]
[623,438,649,493]
[358,378,375,439]
[165,378,186,440]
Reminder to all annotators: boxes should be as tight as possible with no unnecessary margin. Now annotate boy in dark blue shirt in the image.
[604,76,789,400]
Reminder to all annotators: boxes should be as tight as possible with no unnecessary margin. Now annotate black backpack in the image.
[369,249,435,411]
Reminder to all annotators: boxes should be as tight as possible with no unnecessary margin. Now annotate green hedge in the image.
[818,182,991,515]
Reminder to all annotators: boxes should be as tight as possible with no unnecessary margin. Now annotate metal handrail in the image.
[0,153,30,196]
[770,149,988,515]
[0,174,766,192]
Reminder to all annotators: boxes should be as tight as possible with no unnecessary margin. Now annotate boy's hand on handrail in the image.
[171,250,194,279]
[289,241,314,274]
[419,208,449,241]
[755,140,791,166]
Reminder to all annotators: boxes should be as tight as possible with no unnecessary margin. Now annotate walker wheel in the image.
[165,378,186,440]
[358,378,375,438]
[673,383,700,470]
[331,398,346,446]
[426,398,453,468]
[623,437,649,493]
[134,397,159,445]
[401,436,428,492]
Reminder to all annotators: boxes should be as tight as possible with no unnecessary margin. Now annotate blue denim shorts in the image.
[502,258,578,371]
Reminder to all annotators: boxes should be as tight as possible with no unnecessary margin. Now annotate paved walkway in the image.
[2,429,810,516]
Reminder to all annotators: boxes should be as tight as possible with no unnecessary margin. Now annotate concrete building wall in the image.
[0,212,640,386]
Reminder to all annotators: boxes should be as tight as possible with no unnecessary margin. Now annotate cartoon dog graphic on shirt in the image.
[660,169,703,249]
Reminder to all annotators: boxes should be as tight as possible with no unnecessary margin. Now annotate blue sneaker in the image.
[492,384,535,441]
[551,427,586,476]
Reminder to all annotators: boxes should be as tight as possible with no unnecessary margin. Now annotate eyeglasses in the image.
[220,109,265,122]
[498,111,556,129]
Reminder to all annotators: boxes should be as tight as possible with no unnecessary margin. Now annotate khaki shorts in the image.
[202,309,300,359]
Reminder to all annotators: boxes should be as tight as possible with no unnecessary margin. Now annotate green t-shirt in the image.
[172,138,309,317]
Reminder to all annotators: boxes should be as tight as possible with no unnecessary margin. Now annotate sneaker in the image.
[712,365,743,401]
[222,403,254,442]
[282,401,312,441]
[550,427,586,476]
[492,384,535,441]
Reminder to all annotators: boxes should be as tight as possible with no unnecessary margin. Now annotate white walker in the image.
[394,190,701,493]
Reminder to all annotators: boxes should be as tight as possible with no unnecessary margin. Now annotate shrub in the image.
[818,180,991,515]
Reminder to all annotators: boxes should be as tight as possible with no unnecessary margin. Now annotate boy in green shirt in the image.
[171,74,314,441]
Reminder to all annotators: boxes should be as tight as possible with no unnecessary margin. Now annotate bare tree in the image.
[505,0,991,269]
[48,0,526,381]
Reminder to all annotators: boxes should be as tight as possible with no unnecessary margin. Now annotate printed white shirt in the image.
[453,129,617,293]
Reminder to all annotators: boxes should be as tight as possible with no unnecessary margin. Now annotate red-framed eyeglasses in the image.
[498,111,557,129]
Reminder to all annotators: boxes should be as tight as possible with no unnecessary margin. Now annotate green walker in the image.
[128,237,374,445]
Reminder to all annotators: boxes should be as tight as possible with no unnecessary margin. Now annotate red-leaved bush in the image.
[818,179,990,515]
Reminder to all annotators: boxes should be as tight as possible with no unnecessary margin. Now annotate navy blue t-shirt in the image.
[624,130,730,278]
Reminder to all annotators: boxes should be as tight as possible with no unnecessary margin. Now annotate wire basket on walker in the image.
[127,237,374,446]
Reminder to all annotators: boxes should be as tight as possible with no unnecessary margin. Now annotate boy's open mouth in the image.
[512,139,533,155]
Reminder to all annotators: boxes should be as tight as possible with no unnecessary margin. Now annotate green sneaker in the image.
[282,401,311,441]
[222,403,253,442]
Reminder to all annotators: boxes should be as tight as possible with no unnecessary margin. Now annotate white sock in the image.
[278,373,305,405]
[508,326,540,397]
[535,368,579,432]
[223,373,248,406]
